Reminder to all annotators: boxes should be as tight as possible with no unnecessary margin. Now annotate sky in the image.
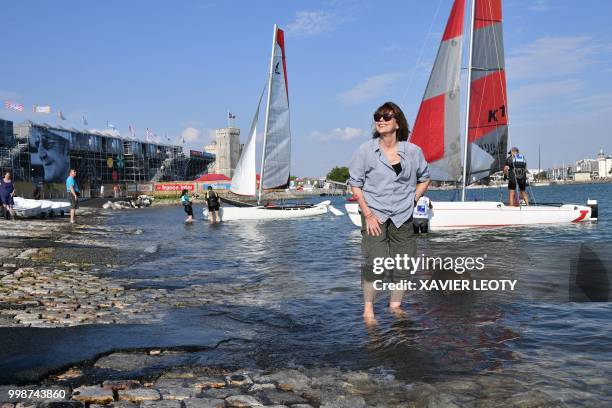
[2,0,612,177]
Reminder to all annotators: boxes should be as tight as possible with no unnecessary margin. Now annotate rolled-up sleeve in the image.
[348,145,366,188]
[415,148,430,183]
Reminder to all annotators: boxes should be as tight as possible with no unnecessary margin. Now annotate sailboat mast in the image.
[461,0,476,201]
[257,24,278,205]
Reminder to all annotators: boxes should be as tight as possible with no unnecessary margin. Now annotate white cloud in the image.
[507,36,599,80]
[309,127,368,142]
[527,0,552,12]
[181,126,201,143]
[509,79,583,109]
[338,72,407,105]
[286,11,335,37]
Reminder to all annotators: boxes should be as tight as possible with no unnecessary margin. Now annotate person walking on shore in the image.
[66,169,80,223]
[180,189,194,223]
[348,102,430,324]
[205,186,221,223]
[0,171,16,220]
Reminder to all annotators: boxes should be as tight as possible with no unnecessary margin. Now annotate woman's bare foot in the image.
[389,305,406,317]
[363,302,377,325]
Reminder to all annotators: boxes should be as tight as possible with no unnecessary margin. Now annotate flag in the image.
[82,115,88,126]
[129,124,135,138]
[228,112,236,119]
[32,105,51,114]
[58,110,66,120]
[4,100,24,112]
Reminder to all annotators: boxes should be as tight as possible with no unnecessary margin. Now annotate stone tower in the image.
[214,126,240,177]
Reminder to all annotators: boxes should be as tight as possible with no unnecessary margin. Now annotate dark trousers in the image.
[361,215,416,283]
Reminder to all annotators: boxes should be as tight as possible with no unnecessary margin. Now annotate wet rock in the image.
[257,370,310,393]
[37,402,83,408]
[1,404,14,408]
[141,401,181,408]
[71,386,114,404]
[193,376,226,389]
[118,388,161,403]
[258,389,307,406]
[157,387,196,401]
[248,383,276,393]
[504,390,565,408]
[94,353,159,371]
[320,395,366,408]
[225,395,264,407]
[183,398,225,408]
[291,405,314,408]
[102,380,141,390]
[226,373,253,387]
[200,387,240,399]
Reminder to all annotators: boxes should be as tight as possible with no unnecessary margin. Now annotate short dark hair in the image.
[372,101,410,142]
[3,171,11,178]
[181,189,188,196]
[207,186,213,190]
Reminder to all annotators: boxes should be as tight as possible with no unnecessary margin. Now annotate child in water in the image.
[180,189,194,223]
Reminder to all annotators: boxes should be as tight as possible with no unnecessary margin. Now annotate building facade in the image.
[0,119,215,196]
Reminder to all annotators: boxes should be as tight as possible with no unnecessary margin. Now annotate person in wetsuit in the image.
[503,147,529,206]
[180,189,194,223]
[205,186,221,223]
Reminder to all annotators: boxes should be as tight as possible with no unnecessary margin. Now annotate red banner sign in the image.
[154,183,194,191]
[190,150,203,157]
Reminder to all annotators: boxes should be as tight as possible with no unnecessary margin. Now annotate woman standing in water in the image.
[180,189,194,223]
[0,171,16,220]
[348,102,430,324]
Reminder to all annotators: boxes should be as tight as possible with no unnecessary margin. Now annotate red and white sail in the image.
[466,0,508,183]
[261,26,291,190]
[410,0,465,182]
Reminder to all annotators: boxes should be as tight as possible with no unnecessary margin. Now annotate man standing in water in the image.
[66,169,79,223]
[205,186,221,223]
[504,147,529,206]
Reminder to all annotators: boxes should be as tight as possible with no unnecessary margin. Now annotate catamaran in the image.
[346,0,595,230]
[220,25,340,221]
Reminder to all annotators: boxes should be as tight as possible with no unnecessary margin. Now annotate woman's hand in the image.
[364,212,382,236]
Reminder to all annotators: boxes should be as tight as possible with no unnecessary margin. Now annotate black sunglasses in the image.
[374,112,395,122]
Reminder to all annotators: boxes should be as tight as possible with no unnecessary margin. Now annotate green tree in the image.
[326,166,350,183]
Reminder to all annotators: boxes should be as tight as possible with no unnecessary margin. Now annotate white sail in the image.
[230,88,265,196]
[261,26,291,190]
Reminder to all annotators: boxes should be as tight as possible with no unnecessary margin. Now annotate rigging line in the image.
[400,0,444,109]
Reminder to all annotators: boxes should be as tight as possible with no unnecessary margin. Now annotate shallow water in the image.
[1,184,611,402]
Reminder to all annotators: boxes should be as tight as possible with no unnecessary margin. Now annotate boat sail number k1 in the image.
[346,0,596,230]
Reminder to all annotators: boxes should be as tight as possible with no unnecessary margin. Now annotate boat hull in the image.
[219,201,330,221]
[345,201,592,231]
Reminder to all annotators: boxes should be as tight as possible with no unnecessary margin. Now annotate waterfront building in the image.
[596,148,612,178]
[0,118,215,197]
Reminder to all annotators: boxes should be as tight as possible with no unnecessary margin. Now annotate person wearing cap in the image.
[503,147,529,206]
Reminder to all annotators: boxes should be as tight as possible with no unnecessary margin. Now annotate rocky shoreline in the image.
[0,348,573,408]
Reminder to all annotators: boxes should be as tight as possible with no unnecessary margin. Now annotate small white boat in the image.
[345,201,593,231]
[12,197,42,218]
[219,25,342,222]
[220,200,331,221]
[50,201,71,215]
[39,200,53,215]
